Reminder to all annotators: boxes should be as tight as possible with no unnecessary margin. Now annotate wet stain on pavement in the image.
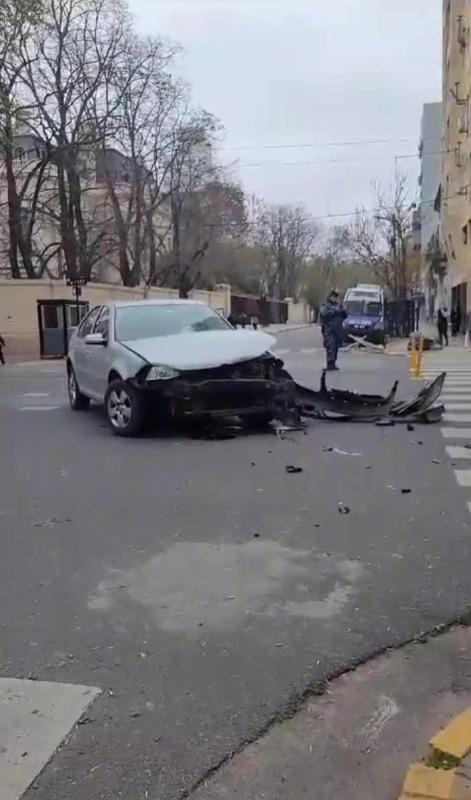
[88,541,366,634]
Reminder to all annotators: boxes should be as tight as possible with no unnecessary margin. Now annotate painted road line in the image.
[0,677,101,800]
[454,470,471,486]
[441,428,471,438]
[442,393,471,398]
[446,446,471,459]
[274,348,290,356]
[443,403,471,410]
[300,348,318,354]
[19,406,61,412]
[444,413,471,423]
[22,393,51,398]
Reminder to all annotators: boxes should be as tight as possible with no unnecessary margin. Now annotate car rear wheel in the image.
[105,380,147,437]
[68,366,90,411]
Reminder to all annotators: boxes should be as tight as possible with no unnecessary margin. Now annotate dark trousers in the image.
[0,348,4,365]
[438,326,448,347]
[324,336,339,368]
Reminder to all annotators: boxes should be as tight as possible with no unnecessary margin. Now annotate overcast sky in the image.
[129,0,442,221]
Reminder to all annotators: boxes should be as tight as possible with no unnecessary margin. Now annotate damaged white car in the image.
[67,300,295,436]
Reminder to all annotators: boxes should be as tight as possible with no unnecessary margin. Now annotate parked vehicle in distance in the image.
[66,300,294,436]
[343,284,386,345]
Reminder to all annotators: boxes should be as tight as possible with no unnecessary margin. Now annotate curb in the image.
[400,709,471,799]
[263,324,312,333]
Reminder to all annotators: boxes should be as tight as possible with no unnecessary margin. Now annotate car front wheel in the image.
[68,366,90,411]
[105,380,147,437]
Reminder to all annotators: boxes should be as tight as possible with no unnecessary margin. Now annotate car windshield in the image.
[345,300,364,315]
[345,299,382,317]
[116,304,231,341]
[366,301,382,317]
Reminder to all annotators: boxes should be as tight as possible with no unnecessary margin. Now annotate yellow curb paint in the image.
[431,710,471,761]
[403,764,456,798]
[402,762,471,799]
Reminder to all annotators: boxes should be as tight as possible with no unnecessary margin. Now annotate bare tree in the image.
[254,203,319,299]
[340,173,419,298]
[0,0,49,278]
[18,0,132,281]
[95,33,184,286]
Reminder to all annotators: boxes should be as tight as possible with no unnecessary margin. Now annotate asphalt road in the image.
[2,327,471,800]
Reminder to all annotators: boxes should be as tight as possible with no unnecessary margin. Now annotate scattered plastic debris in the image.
[401,488,412,494]
[285,465,304,474]
[338,503,350,515]
[332,448,362,457]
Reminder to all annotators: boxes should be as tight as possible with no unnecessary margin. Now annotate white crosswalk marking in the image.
[455,470,471,487]
[424,361,471,514]
[443,413,471,424]
[19,406,61,412]
[0,677,100,800]
[22,393,51,398]
[441,428,471,438]
[443,413,471,423]
[446,446,471,459]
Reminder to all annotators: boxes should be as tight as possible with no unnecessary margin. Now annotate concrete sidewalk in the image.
[263,323,312,334]
[190,625,471,800]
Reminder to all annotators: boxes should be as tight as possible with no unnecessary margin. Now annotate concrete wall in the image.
[0,280,231,360]
[285,299,311,324]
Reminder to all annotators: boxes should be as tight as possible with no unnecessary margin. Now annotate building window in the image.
[463,224,468,245]
[14,147,25,162]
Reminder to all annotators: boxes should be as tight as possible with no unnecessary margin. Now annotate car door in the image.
[73,306,102,396]
[86,305,111,401]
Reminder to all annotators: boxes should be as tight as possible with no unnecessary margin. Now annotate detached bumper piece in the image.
[294,372,446,424]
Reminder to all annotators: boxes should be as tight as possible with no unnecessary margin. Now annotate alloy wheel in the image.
[108,389,132,430]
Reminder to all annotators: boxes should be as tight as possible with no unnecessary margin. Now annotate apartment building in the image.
[418,102,442,318]
[441,0,471,320]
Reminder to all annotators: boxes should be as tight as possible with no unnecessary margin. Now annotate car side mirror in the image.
[85,332,107,346]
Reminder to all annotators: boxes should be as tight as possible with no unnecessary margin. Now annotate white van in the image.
[343,285,386,344]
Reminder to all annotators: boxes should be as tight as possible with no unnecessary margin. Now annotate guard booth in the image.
[37,299,89,358]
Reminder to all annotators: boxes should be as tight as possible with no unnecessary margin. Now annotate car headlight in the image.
[146,365,180,382]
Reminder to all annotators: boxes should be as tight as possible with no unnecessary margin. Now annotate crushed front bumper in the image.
[159,377,296,419]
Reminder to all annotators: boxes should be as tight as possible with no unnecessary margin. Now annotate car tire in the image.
[68,365,90,411]
[246,410,275,426]
[105,380,147,437]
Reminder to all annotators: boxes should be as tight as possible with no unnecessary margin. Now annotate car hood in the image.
[122,330,277,371]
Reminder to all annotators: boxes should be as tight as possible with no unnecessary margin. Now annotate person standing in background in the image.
[319,290,347,371]
[451,304,462,336]
[437,305,449,347]
[0,333,5,365]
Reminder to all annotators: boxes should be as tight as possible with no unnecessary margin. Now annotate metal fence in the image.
[230,294,288,326]
[384,299,419,339]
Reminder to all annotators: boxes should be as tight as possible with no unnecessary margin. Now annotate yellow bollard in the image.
[410,334,424,379]
[410,336,418,374]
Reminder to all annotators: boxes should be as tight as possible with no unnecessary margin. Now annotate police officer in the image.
[319,290,347,371]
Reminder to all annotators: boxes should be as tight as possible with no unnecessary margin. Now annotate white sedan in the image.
[67,300,294,436]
